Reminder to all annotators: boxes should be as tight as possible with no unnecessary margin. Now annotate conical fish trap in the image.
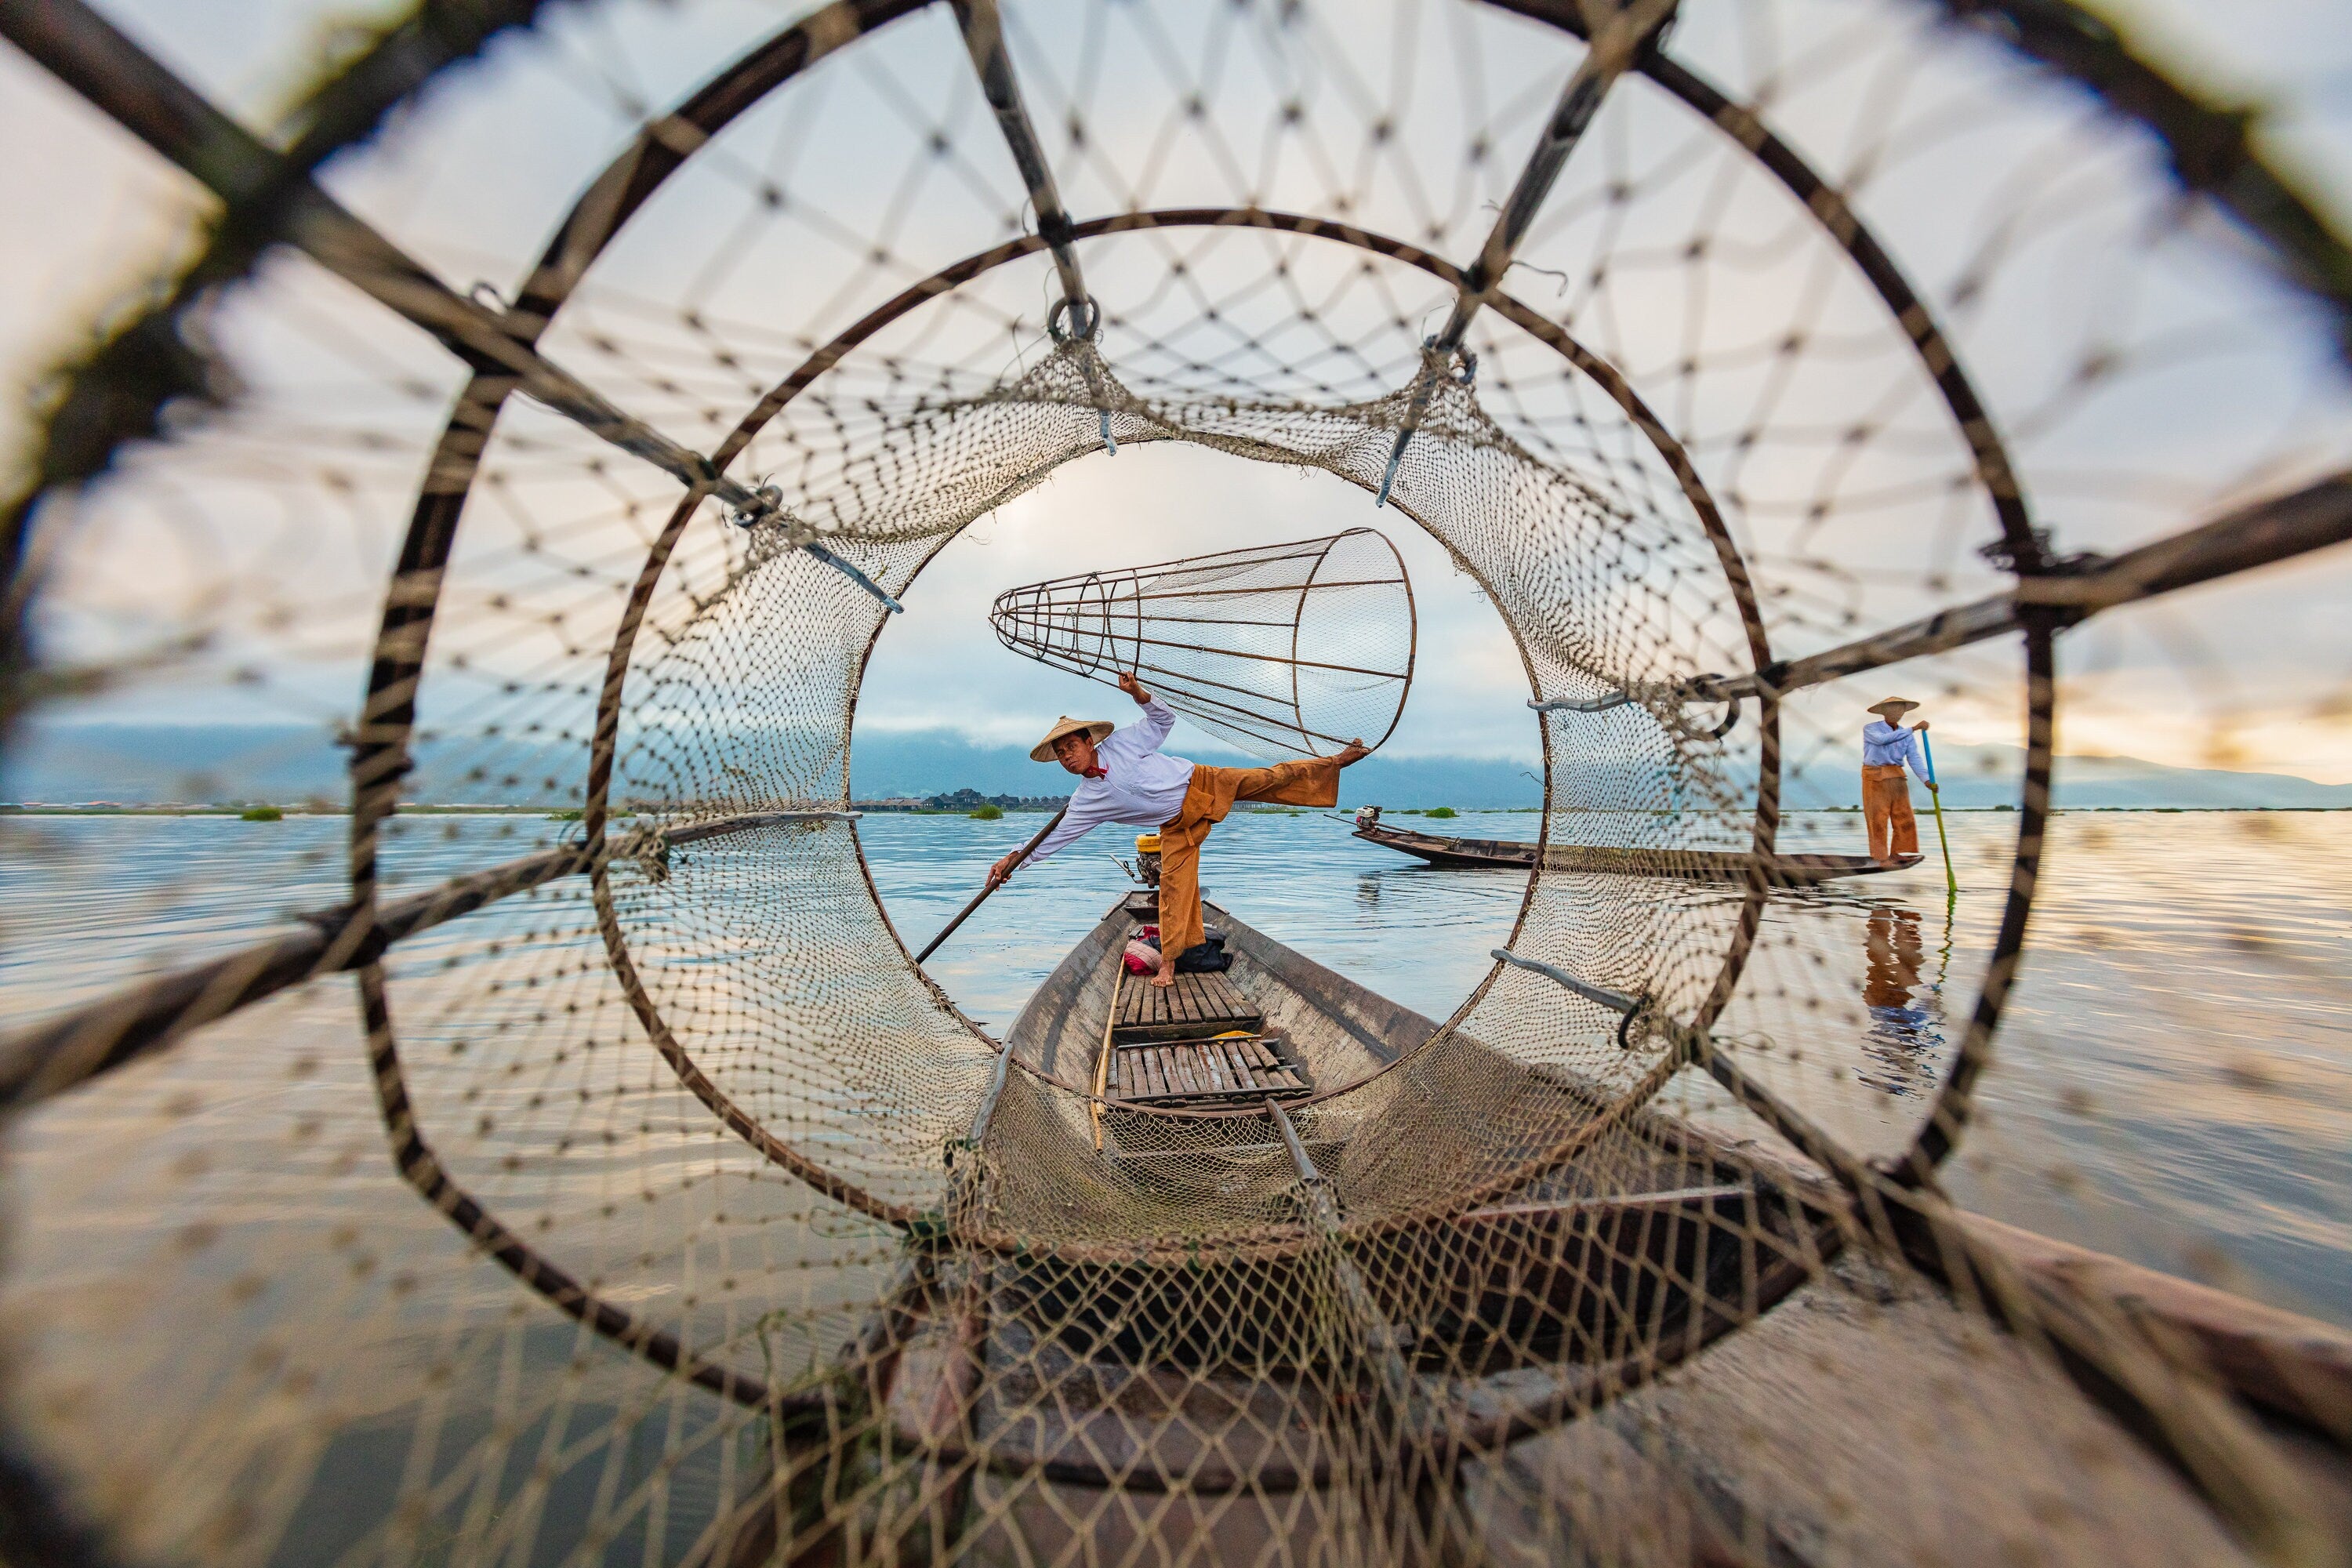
[2,2,2350,1566]
[989,529,1414,757]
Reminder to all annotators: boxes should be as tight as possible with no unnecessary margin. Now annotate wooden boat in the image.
[1350,816,1918,883]
[876,893,2352,1559]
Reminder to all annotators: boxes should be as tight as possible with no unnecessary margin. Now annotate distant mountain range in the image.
[6,720,2348,811]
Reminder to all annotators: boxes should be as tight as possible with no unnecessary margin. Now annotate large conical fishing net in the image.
[989,528,1415,758]
[2,1,2350,1564]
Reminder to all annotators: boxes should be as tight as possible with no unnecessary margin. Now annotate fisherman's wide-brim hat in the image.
[1867,696,1921,718]
[1031,715,1116,762]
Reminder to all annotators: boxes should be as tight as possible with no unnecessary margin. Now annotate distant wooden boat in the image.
[1348,817,1918,883]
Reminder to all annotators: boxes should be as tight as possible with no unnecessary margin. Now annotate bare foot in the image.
[1334,739,1370,767]
[1149,960,1177,989]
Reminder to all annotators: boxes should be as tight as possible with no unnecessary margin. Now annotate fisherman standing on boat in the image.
[989,672,1369,988]
[1861,696,1936,866]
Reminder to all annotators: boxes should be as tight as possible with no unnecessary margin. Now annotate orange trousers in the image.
[1862,764,1918,862]
[1156,756,1343,960]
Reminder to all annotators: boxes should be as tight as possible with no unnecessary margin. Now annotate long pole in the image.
[913,806,1067,964]
[1921,731,1958,898]
[1091,963,1124,1153]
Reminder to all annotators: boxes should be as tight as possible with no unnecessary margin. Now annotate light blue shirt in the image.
[1863,720,1931,784]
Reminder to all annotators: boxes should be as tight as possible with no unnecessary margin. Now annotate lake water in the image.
[2,804,2344,1327]
[1,804,2346,1559]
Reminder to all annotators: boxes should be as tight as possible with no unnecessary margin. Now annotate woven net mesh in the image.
[2,1,2350,1564]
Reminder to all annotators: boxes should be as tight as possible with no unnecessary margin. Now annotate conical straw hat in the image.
[1031,714,1116,762]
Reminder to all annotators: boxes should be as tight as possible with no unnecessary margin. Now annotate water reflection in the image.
[1856,904,1948,1097]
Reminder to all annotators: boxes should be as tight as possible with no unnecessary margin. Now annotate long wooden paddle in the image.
[1921,731,1957,898]
[913,805,1068,964]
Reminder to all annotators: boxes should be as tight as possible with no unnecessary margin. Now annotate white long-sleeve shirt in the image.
[1025,698,1196,863]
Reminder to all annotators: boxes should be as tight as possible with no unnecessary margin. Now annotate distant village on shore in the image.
[855,789,1066,813]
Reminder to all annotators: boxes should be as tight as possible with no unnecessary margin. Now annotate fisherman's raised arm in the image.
[1115,672,1174,750]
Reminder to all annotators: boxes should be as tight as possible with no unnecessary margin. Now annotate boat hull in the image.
[1352,820,1918,883]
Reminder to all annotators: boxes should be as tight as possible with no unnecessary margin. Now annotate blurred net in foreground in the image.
[0,1,2349,1565]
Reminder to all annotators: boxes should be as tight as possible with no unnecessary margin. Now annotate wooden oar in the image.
[1921,731,1957,898]
[913,805,1068,964]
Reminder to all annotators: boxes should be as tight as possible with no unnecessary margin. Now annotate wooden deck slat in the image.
[1094,937,1296,1106]
[1102,1032,1316,1109]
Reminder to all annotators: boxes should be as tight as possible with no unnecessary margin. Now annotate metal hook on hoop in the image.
[724,481,786,531]
[1491,947,1651,1051]
[1376,339,1478,508]
[1047,294,1102,343]
[1667,695,1742,742]
[724,481,904,615]
[1528,674,1741,741]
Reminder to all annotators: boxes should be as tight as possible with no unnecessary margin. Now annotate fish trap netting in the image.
[988,526,1417,760]
[2,1,2350,1565]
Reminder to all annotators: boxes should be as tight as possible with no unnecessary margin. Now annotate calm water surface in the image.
[2,804,2347,1327]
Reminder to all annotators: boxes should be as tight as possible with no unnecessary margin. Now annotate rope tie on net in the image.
[723,483,905,613]
[1529,677,1742,739]
[1491,947,1651,1051]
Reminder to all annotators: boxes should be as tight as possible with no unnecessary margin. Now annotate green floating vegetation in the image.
[970,804,1004,820]
[1425,806,1457,819]
[548,808,583,822]
[239,805,284,822]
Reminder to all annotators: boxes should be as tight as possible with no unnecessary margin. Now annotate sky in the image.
[856,442,1534,764]
[4,0,2351,783]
